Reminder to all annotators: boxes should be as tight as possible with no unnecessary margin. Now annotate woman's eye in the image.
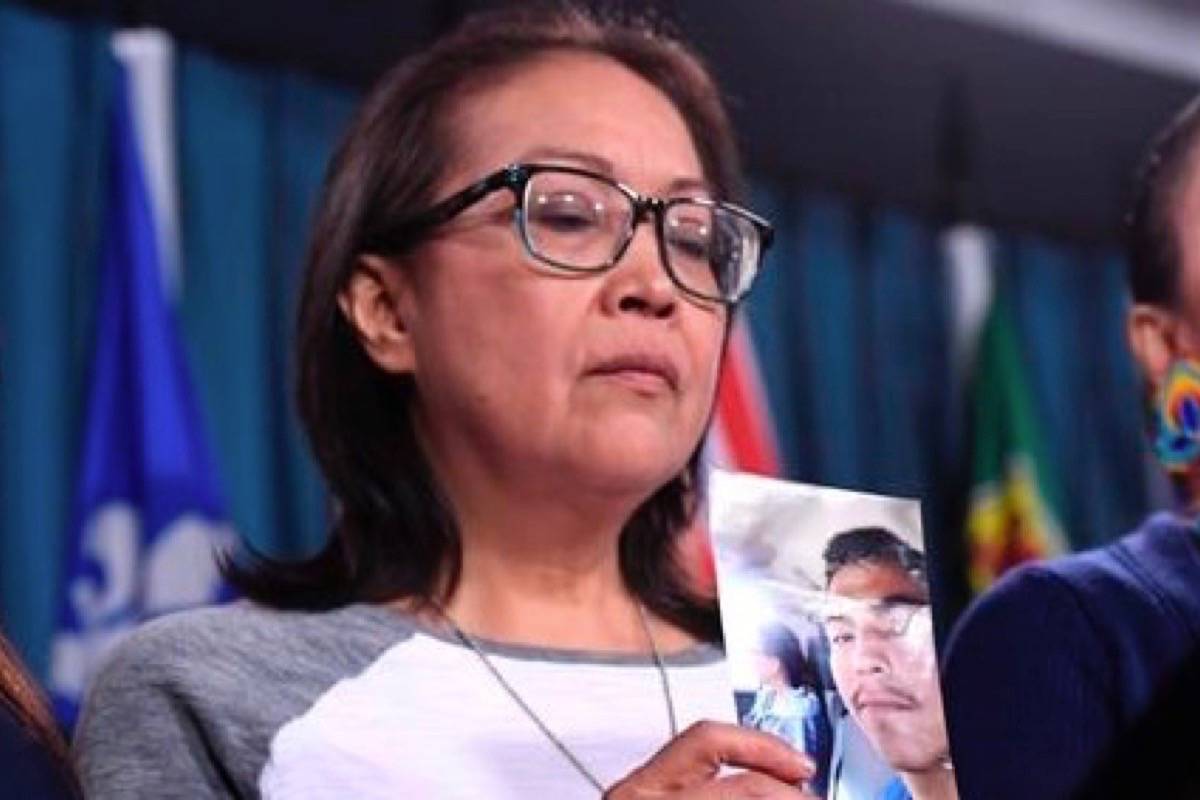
[666,214,715,261]
[528,193,603,232]
[668,233,710,260]
[666,225,713,260]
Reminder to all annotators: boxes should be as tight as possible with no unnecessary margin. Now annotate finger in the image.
[642,721,814,786]
[694,770,810,799]
[692,722,814,784]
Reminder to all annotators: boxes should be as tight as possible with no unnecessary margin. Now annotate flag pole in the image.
[935,71,981,634]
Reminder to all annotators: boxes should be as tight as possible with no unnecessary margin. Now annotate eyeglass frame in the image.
[820,596,931,646]
[364,162,775,305]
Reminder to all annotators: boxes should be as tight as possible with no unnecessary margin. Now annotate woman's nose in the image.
[600,222,677,319]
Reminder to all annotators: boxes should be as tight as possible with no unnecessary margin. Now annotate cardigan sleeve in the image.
[941,565,1117,800]
[73,620,240,800]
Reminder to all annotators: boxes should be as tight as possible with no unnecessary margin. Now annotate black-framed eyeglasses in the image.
[368,162,774,305]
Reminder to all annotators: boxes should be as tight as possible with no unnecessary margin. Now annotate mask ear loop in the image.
[1151,358,1200,472]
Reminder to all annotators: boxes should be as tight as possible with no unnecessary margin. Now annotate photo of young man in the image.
[821,528,955,800]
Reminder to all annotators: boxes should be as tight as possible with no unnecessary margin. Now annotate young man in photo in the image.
[820,528,956,800]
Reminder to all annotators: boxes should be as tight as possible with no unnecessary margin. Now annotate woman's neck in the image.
[430,512,698,654]
[1179,474,1200,517]
[407,435,699,652]
[445,568,639,651]
[765,674,791,692]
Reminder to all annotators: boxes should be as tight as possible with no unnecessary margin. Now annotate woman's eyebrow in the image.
[518,146,614,174]
[665,177,714,197]
[516,147,713,196]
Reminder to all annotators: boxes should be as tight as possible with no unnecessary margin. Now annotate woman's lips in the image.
[586,353,680,393]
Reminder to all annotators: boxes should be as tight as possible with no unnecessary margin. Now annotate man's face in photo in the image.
[822,560,948,774]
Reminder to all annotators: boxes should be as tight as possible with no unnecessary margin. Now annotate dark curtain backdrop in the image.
[0,2,1152,677]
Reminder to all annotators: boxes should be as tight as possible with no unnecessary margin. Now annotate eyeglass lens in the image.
[521,169,757,301]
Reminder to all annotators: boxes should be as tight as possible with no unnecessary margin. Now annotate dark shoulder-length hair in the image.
[759,623,819,691]
[225,4,745,644]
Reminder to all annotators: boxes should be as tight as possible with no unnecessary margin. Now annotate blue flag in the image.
[49,55,233,727]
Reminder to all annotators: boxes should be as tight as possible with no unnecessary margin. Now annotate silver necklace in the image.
[439,603,679,793]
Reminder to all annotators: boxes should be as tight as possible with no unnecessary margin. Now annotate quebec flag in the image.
[49,32,234,727]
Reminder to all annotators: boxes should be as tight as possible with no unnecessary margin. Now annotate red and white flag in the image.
[688,315,780,594]
[709,315,780,476]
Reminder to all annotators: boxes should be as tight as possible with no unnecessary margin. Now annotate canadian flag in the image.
[709,316,781,475]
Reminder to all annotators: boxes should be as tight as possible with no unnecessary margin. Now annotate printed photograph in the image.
[708,470,957,800]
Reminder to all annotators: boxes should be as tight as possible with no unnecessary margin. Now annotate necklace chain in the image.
[439,603,679,793]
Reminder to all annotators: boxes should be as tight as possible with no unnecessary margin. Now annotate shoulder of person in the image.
[984,512,1200,627]
[942,558,1109,685]
[76,602,416,798]
[77,601,419,749]
[941,557,1120,799]
[92,601,415,687]
[942,515,1200,799]
[1108,512,1200,595]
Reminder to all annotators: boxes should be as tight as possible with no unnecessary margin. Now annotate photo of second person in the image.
[709,471,957,800]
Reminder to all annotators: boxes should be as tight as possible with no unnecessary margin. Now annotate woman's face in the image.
[377,53,727,506]
[1175,155,1200,335]
[754,651,784,685]
[1130,150,1200,403]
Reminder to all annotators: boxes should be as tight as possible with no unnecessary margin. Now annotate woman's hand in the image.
[604,721,818,799]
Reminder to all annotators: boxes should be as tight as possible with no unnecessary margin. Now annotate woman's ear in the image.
[337,255,417,374]
[1128,303,1195,386]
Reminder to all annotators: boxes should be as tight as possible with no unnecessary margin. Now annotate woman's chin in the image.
[560,443,691,500]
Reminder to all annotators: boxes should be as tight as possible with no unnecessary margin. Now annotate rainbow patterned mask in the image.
[1153,359,1200,473]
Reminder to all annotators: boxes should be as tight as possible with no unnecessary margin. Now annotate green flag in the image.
[966,297,1066,591]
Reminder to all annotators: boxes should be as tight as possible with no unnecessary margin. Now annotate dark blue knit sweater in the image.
[942,513,1200,799]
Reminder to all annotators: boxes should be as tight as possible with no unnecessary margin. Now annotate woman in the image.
[941,96,1200,799]
[75,6,815,799]
[743,624,832,796]
[0,633,78,797]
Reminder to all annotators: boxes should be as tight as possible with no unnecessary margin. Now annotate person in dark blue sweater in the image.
[0,634,78,798]
[942,96,1200,800]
